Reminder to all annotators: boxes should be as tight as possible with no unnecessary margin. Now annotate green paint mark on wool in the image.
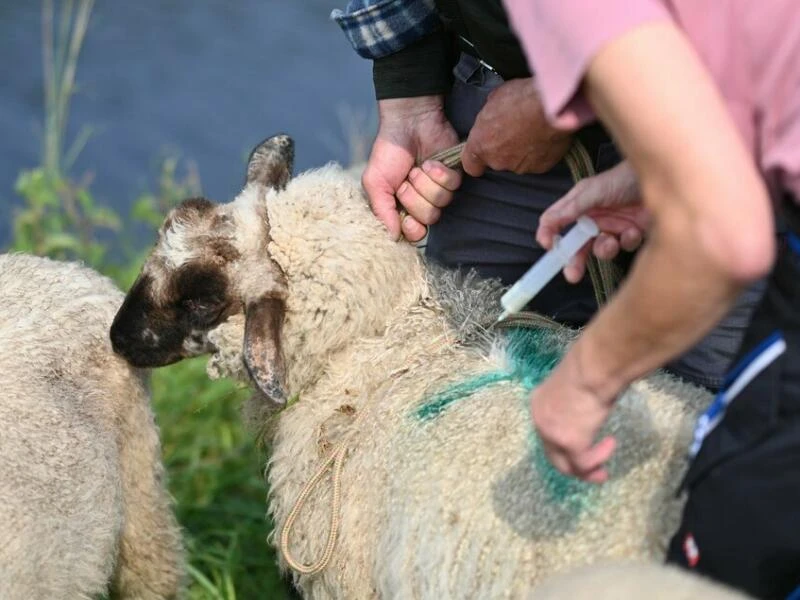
[505,328,599,512]
[415,371,513,421]
[415,327,561,420]
[530,430,598,515]
[502,328,563,391]
[414,326,599,512]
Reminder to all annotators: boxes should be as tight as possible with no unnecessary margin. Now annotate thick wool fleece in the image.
[205,165,712,599]
[532,561,751,599]
[0,254,185,600]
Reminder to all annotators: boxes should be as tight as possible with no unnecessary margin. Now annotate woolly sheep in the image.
[532,561,751,599]
[0,253,185,599]
[110,135,712,599]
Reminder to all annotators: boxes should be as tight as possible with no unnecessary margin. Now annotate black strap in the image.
[782,193,800,236]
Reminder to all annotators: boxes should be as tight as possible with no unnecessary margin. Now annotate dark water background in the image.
[0,1,375,249]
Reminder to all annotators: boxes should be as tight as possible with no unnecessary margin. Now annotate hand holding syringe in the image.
[497,216,600,322]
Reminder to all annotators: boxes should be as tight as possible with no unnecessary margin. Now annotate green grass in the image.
[149,358,298,600]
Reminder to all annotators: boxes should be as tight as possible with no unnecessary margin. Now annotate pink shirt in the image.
[502,0,800,203]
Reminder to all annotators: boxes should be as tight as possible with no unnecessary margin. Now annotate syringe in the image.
[497,216,600,322]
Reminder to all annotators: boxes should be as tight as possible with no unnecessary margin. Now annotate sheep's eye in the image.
[183,298,210,313]
[181,298,224,325]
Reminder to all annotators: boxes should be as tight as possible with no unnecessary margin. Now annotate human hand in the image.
[536,160,650,283]
[530,348,617,483]
[462,77,573,177]
[362,96,462,242]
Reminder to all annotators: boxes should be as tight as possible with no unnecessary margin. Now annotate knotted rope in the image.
[279,444,348,574]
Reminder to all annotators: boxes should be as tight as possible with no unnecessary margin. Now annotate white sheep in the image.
[531,561,751,599]
[0,253,185,599]
[110,135,712,599]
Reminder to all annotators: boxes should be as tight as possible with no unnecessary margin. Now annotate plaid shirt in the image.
[331,0,441,60]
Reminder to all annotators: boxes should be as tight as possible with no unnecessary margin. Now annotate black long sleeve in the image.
[372,31,456,100]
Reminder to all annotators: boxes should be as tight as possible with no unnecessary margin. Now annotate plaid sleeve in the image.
[331,0,442,60]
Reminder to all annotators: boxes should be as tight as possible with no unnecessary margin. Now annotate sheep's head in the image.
[110,134,294,406]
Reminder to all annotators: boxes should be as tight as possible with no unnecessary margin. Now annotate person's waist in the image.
[784,228,800,277]
[456,34,530,81]
[453,51,615,168]
[776,195,800,301]
[787,232,800,264]
[782,192,800,236]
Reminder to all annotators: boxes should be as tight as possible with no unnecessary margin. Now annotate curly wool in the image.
[0,253,185,600]
[532,561,751,599]
[204,164,712,599]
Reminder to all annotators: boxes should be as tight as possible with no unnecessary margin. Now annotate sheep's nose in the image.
[109,324,167,368]
[109,322,132,357]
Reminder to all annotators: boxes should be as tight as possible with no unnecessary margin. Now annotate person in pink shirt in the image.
[500,1,800,597]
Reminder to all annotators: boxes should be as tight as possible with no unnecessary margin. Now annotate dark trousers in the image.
[426,53,763,391]
[666,208,800,598]
[427,54,615,328]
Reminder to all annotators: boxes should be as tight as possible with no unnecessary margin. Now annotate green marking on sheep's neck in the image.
[415,327,600,512]
[415,328,561,420]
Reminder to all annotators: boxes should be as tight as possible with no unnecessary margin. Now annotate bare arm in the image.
[530,22,775,482]
[576,22,774,393]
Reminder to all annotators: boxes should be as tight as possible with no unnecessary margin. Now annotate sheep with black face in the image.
[111,135,293,405]
[110,134,712,599]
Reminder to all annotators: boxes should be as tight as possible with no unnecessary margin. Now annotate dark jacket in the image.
[372,0,614,173]
[373,0,532,100]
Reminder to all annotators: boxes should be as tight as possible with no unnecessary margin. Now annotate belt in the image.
[457,35,498,74]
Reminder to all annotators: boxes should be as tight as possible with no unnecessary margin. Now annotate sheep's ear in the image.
[243,296,287,407]
[246,134,294,190]
[241,134,293,405]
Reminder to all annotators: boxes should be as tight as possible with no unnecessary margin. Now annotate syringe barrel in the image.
[499,217,599,315]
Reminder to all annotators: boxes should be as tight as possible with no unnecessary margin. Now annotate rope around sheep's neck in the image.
[278,332,454,576]
[278,141,619,577]
[279,444,347,575]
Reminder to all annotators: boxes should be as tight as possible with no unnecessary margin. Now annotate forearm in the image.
[568,24,776,398]
[378,95,446,120]
[376,95,451,151]
[574,214,745,399]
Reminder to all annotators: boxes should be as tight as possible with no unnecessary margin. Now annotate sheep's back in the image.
[0,381,122,599]
[250,169,715,598]
[268,319,712,599]
[531,561,751,599]
[0,254,126,599]
[375,333,711,598]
